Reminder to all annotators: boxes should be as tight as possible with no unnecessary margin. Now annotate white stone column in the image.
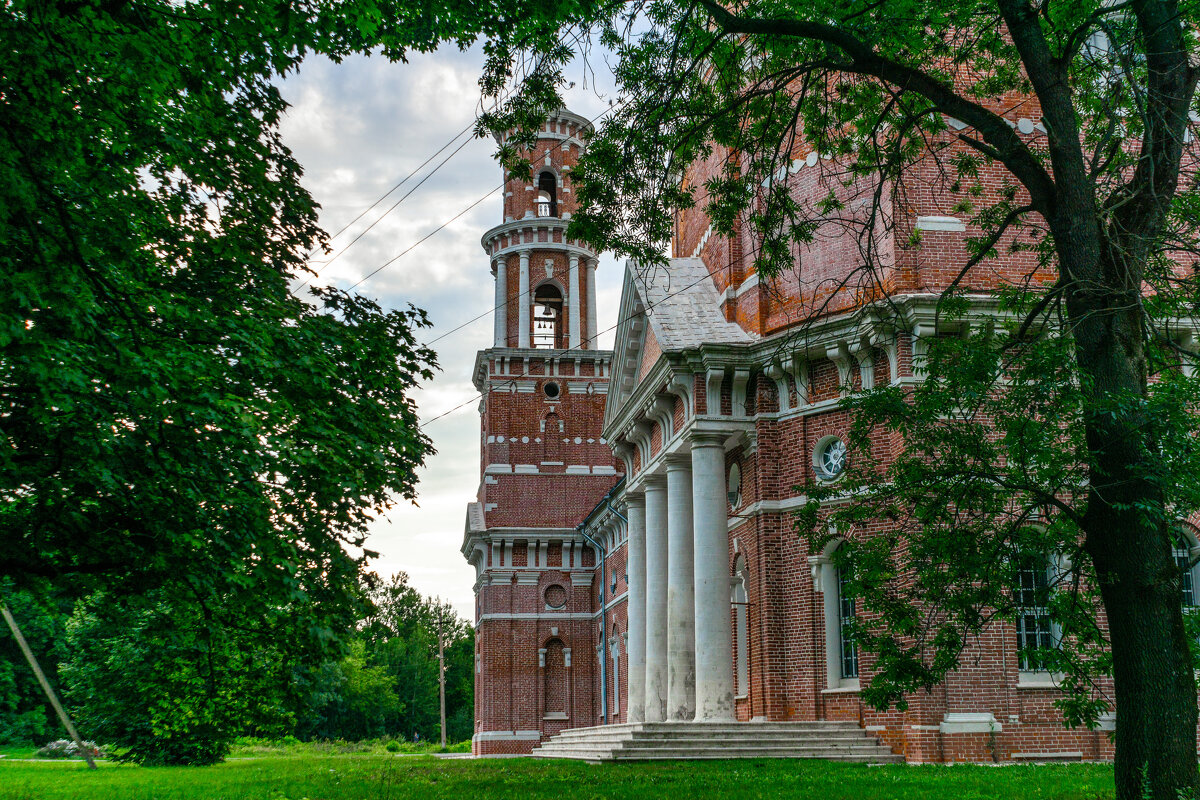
[691,432,736,721]
[665,454,696,721]
[624,493,647,723]
[518,249,531,348]
[493,256,507,348]
[643,476,669,722]
[585,257,598,347]
[568,253,581,349]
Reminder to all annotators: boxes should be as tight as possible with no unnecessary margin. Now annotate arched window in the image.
[812,539,859,690]
[1014,553,1056,672]
[1173,527,1200,609]
[541,412,563,463]
[536,171,558,217]
[543,638,566,716]
[732,556,750,697]
[532,284,563,349]
[609,624,622,721]
[836,554,858,680]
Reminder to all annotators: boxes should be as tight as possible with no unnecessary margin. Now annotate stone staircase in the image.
[531,720,904,763]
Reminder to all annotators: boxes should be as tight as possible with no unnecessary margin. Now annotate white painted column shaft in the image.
[493,256,507,348]
[568,254,581,349]
[643,477,669,722]
[585,257,598,347]
[624,494,647,723]
[518,250,531,348]
[665,455,696,721]
[691,433,736,721]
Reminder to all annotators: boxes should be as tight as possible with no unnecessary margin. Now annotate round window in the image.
[544,584,567,609]
[543,381,561,399]
[814,437,848,481]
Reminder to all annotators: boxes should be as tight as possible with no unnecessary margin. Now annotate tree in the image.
[292,573,474,744]
[60,590,309,765]
[0,585,70,746]
[0,0,456,761]
[473,2,1200,797]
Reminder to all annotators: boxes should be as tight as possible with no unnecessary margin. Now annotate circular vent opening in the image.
[544,584,567,609]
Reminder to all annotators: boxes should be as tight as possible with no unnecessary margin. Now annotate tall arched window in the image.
[1014,553,1055,672]
[1173,528,1200,609]
[609,624,622,721]
[532,284,564,349]
[836,553,858,680]
[544,638,566,716]
[732,556,750,697]
[536,171,558,216]
[814,539,859,690]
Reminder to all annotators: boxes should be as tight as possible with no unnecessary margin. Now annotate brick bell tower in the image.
[462,108,621,755]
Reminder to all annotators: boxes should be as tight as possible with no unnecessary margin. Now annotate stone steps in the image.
[530,721,903,764]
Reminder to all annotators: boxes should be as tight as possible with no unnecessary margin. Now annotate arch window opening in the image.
[1014,554,1056,672]
[733,556,750,697]
[1173,532,1198,609]
[543,638,567,716]
[536,171,558,217]
[836,560,858,680]
[532,284,564,349]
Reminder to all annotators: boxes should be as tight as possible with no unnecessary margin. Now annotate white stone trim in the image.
[940,712,1001,734]
[472,730,543,741]
[915,215,966,232]
[478,612,594,621]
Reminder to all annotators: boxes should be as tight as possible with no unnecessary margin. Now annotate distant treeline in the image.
[0,573,472,763]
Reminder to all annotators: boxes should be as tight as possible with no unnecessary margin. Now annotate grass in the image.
[0,753,1117,800]
[228,738,472,758]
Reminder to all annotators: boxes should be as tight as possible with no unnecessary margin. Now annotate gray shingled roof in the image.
[634,257,755,350]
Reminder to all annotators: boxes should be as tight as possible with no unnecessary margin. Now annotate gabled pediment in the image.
[605,258,755,427]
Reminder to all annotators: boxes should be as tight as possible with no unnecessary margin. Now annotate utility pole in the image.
[438,609,447,750]
[1,604,96,770]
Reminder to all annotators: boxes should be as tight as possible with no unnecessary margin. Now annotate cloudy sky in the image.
[277,45,622,620]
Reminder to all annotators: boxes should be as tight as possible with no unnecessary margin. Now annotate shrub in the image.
[385,740,401,753]
[35,739,103,759]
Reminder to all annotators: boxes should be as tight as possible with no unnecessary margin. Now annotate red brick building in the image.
[463,105,1193,760]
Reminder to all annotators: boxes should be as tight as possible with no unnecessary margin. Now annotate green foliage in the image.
[295,574,474,744]
[0,0,463,767]
[0,587,72,746]
[60,591,311,766]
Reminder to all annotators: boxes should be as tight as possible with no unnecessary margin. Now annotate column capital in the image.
[664,452,692,470]
[689,431,727,449]
[642,472,667,488]
[622,491,645,510]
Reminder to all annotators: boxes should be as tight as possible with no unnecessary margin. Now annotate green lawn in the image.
[0,754,1116,800]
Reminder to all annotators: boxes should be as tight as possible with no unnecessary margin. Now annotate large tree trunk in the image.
[1075,299,1199,800]
[1090,531,1199,800]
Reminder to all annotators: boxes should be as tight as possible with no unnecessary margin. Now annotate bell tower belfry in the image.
[463,108,622,755]
[487,111,599,351]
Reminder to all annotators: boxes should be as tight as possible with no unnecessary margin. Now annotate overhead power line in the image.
[417,259,727,430]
